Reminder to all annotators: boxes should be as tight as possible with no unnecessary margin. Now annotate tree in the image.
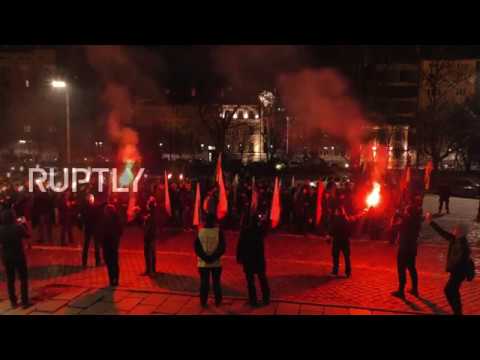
[197,103,241,158]
[416,59,474,169]
[453,98,480,172]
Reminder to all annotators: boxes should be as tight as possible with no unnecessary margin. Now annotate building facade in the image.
[0,48,60,162]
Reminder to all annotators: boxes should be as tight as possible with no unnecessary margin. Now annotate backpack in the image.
[466,258,476,281]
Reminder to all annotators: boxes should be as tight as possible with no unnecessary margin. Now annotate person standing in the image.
[194,213,225,308]
[58,191,76,246]
[98,204,123,287]
[328,207,358,278]
[80,194,101,268]
[0,209,31,308]
[438,183,451,214]
[180,182,194,231]
[391,205,423,299]
[425,213,474,315]
[236,212,270,307]
[142,196,157,276]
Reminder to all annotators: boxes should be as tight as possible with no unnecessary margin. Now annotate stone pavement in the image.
[0,284,418,315]
[1,238,480,315]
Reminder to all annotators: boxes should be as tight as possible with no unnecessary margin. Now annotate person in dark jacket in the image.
[236,212,270,307]
[142,196,157,276]
[438,183,451,214]
[194,213,225,307]
[0,209,31,308]
[32,190,53,244]
[179,182,194,231]
[80,194,101,268]
[98,204,123,287]
[58,191,76,246]
[426,212,472,315]
[391,205,423,298]
[328,206,359,278]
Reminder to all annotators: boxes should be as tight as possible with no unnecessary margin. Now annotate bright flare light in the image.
[51,80,67,88]
[366,182,381,208]
[119,160,135,187]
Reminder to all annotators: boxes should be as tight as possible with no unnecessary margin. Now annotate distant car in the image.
[447,178,480,198]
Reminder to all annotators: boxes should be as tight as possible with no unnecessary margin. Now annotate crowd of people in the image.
[0,170,475,314]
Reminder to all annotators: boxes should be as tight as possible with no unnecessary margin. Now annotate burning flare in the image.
[366,182,381,209]
[119,160,135,187]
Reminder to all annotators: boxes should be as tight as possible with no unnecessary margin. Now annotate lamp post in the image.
[51,80,70,165]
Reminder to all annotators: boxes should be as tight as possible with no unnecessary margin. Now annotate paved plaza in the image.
[1,195,480,315]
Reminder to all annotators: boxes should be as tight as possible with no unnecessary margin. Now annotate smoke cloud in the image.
[276,68,370,159]
[86,46,172,161]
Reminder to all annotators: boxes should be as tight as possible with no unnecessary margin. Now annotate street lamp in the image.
[51,79,70,165]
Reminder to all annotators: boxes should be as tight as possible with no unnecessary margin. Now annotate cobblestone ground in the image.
[1,228,480,315]
[1,194,480,315]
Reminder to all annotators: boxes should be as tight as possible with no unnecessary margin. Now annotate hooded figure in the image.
[427,215,472,315]
[194,213,225,308]
[236,212,271,307]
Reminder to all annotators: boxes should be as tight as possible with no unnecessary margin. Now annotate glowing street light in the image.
[51,79,70,164]
[51,80,67,88]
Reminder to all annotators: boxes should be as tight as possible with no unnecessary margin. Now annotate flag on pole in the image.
[401,165,411,192]
[315,180,325,226]
[164,170,172,217]
[270,176,281,229]
[216,154,228,220]
[424,160,433,191]
[193,182,201,226]
[216,153,222,183]
[250,176,258,215]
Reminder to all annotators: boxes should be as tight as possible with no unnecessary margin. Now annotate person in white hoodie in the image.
[194,213,226,308]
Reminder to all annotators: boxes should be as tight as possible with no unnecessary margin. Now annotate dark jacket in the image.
[98,207,123,248]
[0,224,29,262]
[431,221,471,273]
[328,214,352,244]
[237,221,267,273]
[81,203,99,233]
[144,211,157,241]
[396,211,422,256]
[439,185,451,200]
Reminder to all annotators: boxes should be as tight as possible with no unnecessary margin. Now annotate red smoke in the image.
[86,46,145,165]
[102,83,141,163]
[277,69,370,160]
